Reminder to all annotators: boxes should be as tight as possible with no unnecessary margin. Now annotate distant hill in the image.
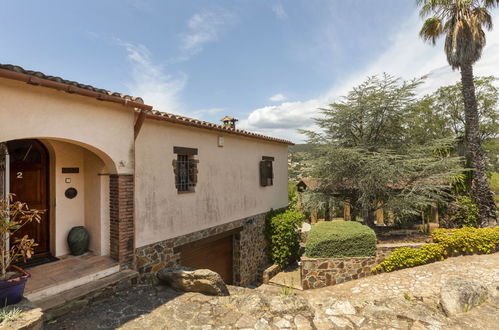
[289,144,315,154]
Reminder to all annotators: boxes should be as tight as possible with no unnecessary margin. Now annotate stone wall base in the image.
[135,212,269,286]
[300,245,417,289]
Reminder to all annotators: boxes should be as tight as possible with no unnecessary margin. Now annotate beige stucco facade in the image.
[134,120,289,248]
[0,74,290,269]
[0,78,135,175]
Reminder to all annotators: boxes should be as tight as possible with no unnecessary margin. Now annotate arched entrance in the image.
[7,139,50,256]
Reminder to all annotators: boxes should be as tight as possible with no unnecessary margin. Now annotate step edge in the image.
[26,265,120,302]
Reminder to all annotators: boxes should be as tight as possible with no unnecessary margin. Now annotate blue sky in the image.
[2,1,499,142]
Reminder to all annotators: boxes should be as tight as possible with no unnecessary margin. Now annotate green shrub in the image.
[453,196,479,228]
[265,209,304,268]
[373,226,499,272]
[373,244,445,272]
[305,221,376,258]
[432,227,499,254]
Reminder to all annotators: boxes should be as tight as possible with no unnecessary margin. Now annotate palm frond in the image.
[420,17,444,44]
[482,0,499,9]
[471,7,493,30]
[418,0,453,17]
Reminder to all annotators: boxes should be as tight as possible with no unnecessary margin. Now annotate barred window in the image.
[173,147,198,193]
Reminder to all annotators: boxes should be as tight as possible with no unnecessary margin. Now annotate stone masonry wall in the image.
[135,212,269,286]
[301,245,419,290]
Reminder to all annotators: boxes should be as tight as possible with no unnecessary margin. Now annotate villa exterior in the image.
[0,64,291,286]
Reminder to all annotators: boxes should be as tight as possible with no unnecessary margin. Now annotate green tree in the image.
[417,0,498,226]
[308,142,462,228]
[303,74,423,150]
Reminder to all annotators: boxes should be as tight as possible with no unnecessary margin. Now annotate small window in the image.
[260,156,274,187]
[173,147,198,193]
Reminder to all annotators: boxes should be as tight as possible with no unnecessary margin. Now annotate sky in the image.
[1,1,499,143]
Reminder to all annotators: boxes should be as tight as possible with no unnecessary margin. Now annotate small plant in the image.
[0,194,42,280]
[280,286,292,296]
[403,292,415,302]
[0,306,22,323]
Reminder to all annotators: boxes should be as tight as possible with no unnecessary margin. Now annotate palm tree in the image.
[417,0,498,227]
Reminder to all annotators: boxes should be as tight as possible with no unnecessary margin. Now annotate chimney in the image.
[220,116,238,129]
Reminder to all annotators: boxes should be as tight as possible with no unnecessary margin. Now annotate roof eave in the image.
[0,68,153,111]
[145,113,294,145]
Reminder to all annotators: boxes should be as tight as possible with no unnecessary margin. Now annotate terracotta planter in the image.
[0,265,30,306]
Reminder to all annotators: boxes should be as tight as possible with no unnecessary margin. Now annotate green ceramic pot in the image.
[67,226,89,256]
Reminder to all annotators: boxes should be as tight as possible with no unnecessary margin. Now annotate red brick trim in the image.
[110,174,135,267]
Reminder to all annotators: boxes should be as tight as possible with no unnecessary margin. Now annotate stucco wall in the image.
[0,78,134,174]
[84,149,110,256]
[135,120,289,248]
[44,140,110,257]
[49,140,86,256]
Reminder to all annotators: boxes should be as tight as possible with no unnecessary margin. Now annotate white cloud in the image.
[272,4,287,19]
[181,10,235,57]
[121,42,187,114]
[242,11,499,143]
[269,93,287,102]
[238,99,321,142]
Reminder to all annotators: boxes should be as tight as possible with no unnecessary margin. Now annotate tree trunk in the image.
[460,64,498,227]
[324,202,331,221]
[364,209,376,228]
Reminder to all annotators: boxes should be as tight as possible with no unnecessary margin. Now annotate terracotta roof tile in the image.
[144,109,294,145]
[0,64,143,103]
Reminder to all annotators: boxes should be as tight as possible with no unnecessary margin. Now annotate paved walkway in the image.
[45,253,499,330]
[303,252,499,301]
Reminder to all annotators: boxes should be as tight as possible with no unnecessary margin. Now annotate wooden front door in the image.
[7,140,50,255]
[181,235,234,284]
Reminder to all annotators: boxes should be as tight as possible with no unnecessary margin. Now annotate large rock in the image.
[440,278,489,316]
[157,268,229,296]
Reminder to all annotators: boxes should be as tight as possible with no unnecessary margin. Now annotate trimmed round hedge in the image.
[305,221,376,258]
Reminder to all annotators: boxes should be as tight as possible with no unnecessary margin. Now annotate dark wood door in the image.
[181,235,233,284]
[7,140,50,255]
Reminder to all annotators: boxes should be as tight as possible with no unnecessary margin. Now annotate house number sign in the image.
[17,172,23,179]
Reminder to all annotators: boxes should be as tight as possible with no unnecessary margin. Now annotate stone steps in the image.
[32,269,139,321]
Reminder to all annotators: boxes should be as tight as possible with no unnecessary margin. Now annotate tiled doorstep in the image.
[26,264,120,302]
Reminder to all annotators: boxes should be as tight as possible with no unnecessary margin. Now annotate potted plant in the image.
[0,194,42,306]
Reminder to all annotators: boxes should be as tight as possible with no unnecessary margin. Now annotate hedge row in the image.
[265,209,305,268]
[373,226,499,272]
[305,221,376,258]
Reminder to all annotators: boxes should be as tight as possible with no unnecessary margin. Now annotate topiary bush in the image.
[373,226,499,272]
[305,221,376,258]
[265,209,305,268]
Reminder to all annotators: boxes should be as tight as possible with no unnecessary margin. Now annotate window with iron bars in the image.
[173,146,198,193]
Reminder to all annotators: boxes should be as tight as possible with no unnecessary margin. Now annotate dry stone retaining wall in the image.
[301,245,421,289]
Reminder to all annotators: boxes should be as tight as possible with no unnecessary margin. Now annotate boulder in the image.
[157,268,229,296]
[440,278,489,316]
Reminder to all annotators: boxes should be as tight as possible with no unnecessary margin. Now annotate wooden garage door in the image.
[181,235,233,284]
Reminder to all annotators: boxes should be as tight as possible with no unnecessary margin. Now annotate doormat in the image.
[15,256,59,269]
